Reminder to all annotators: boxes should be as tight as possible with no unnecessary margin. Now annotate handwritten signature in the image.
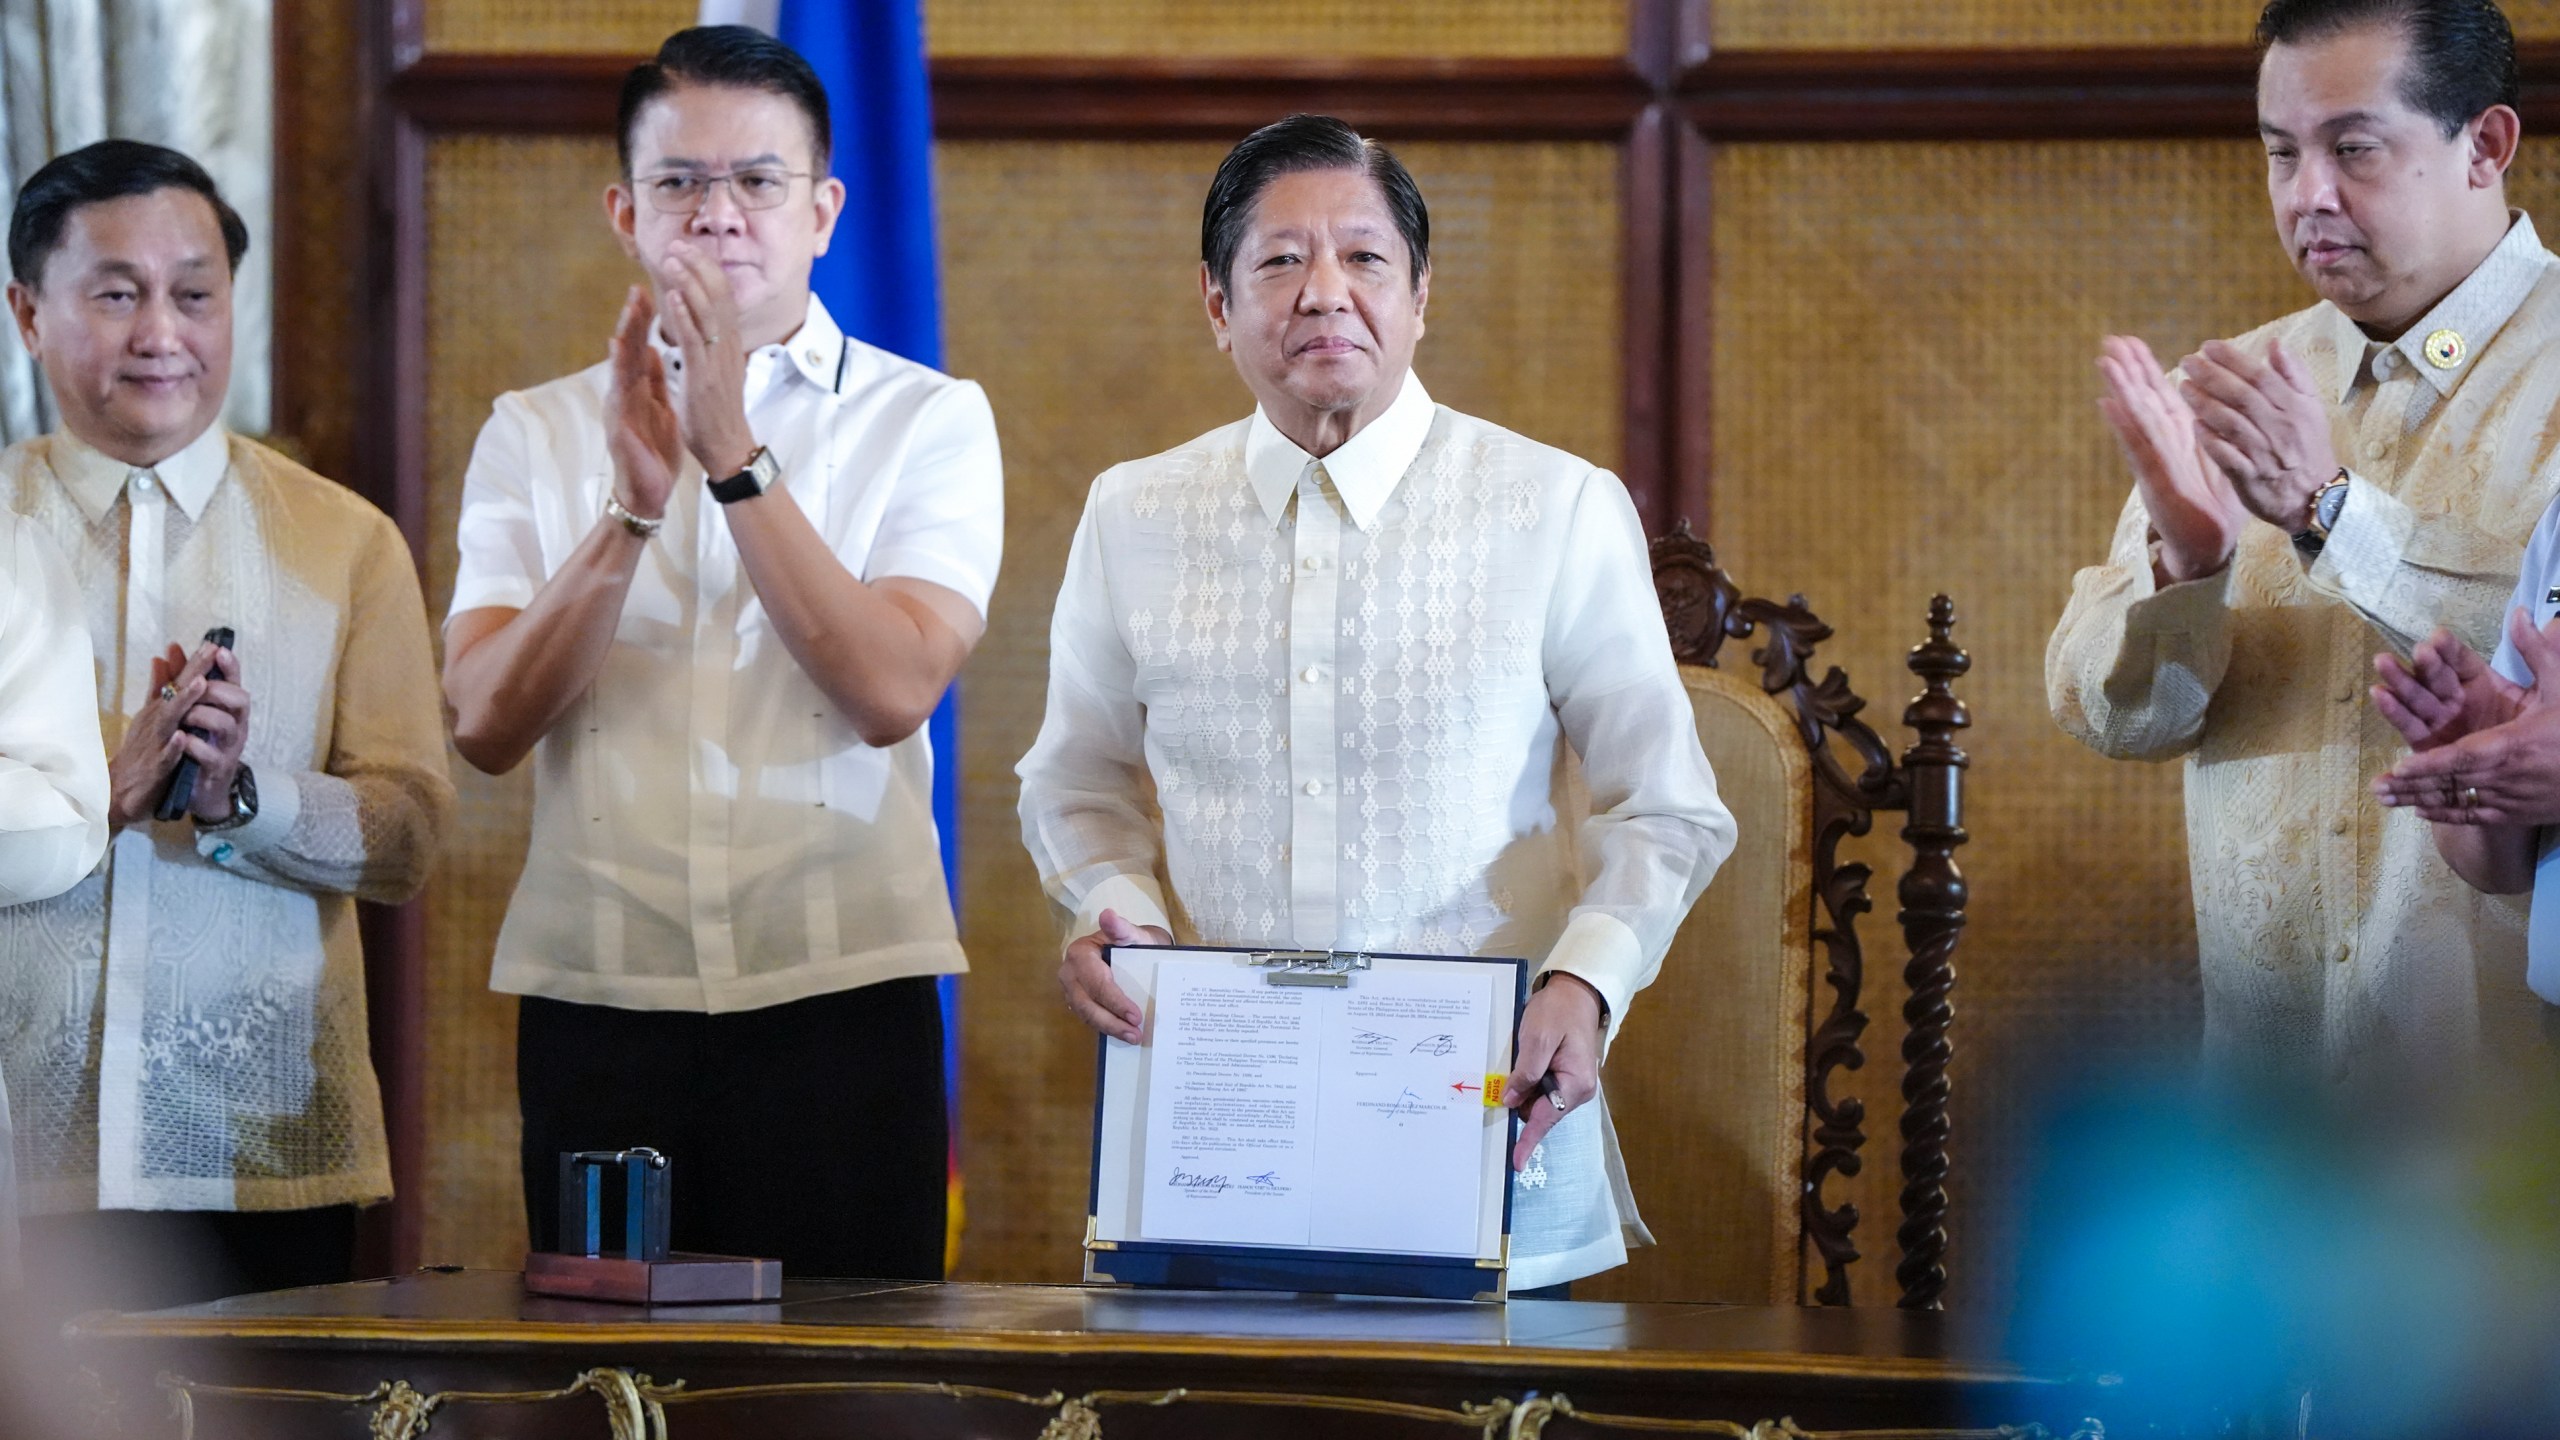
[1409,1033,1458,1057]
[1246,1170,1281,1187]
[1351,1030,1398,1046]
[1167,1169,1231,1195]
[1385,1088,1430,1118]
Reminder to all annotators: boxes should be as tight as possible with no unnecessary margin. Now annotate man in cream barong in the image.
[0,140,451,1310]
[1018,115,1736,1293]
[2049,0,2560,1086]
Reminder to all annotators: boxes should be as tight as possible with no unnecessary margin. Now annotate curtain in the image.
[0,0,271,446]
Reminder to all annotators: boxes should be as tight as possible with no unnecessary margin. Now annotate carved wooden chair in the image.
[1585,522,1970,1310]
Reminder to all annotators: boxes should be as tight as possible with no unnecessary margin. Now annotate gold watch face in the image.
[2423,328,2466,370]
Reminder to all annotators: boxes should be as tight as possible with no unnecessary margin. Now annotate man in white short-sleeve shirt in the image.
[443,27,1001,1279]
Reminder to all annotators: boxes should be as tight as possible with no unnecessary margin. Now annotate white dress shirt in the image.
[2489,497,2560,1006]
[1017,375,1737,1288]
[0,501,110,1281]
[450,296,1004,1013]
[0,505,107,906]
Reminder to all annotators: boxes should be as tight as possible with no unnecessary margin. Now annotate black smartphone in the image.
[155,626,237,822]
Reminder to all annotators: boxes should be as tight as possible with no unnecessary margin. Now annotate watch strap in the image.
[708,446,778,505]
[197,764,259,833]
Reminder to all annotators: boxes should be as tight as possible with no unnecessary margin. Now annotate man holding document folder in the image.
[1016,115,1737,1293]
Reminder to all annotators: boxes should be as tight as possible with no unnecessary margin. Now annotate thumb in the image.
[1096,908,1142,946]
[2511,605,2560,687]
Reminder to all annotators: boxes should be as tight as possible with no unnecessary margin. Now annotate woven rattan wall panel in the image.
[941,138,1620,1282]
[423,0,691,53]
[418,134,638,1270]
[925,0,1623,58]
[1709,138,2314,1305]
[1712,0,2560,47]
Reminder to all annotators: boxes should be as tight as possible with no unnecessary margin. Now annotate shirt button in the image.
[1302,666,1321,683]
[133,473,157,493]
[2330,816,2350,836]
[2363,440,2386,461]
[1276,735,1289,752]
[2333,942,2352,964]
[1304,780,1324,796]
[1303,555,1325,573]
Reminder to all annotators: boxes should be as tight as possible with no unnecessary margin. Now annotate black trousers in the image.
[517,978,948,1281]
[18,1205,356,1312]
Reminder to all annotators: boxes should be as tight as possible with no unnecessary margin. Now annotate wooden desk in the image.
[69,1269,2105,1438]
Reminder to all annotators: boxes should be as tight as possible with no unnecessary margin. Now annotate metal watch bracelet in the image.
[604,493,663,538]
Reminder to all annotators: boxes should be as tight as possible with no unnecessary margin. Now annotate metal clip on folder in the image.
[1247,949,1374,987]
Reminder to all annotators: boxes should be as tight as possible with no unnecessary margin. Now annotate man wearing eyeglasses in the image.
[442,26,1002,1278]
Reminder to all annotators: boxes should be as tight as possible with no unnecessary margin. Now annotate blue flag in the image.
[760,0,967,1267]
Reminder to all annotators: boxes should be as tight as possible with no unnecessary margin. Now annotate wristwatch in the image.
[707,445,779,505]
[2291,469,2352,558]
[196,764,259,833]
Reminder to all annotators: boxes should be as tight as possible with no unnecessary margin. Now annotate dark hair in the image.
[2256,0,2519,136]
[618,25,833,174]
[1201,114,1430,292]
[8,139,249,288]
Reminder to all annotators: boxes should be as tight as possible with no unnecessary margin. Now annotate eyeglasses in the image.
[631,167,816,215]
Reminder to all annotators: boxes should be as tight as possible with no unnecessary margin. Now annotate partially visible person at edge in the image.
[442,26,1001,1279]
[1018,113,1736,1295]
[0,499,110,1289]
[2049,0,2560,1092]
[0,139,453,1313]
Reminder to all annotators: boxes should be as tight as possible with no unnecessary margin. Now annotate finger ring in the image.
[1549,1090,1570,1114]
[158,682,179,703]
[2463,785,2482,810]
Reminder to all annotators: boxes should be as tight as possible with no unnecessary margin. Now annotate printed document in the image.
[1138,958,1503,1255]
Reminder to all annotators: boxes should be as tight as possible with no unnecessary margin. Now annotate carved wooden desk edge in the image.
[69,1272,2100,1440]
[1649,522,1971,1311]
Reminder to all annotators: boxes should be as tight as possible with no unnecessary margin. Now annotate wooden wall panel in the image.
[940,138,1621,1281]
[422,0,1623,57]
[414,135,637,1269]
[423,0,689,54]
[926,0,1623,58]
[1711,0,2560,49]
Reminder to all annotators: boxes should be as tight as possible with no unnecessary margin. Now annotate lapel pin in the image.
[2423,329,2466,370]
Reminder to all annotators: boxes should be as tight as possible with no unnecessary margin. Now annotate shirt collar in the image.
[52,421,229,526]
[651,292,850,397]
[1244,373,1437,531]
[2328,210,2552,404]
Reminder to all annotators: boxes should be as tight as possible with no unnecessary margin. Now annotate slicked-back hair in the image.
[618,24,833,174]
[8,139,248,288]
[1201,114,1430,293]
[2256,0,2519,137]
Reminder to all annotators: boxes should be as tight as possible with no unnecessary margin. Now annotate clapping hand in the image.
[107,639,238,828]
[2096,335,2248,583]
[605,286,682,521]
[654,241,759,480]
[2376,608,2560,826]
[2176,338,2339,532]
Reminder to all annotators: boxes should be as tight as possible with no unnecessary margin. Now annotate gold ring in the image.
[158,682,179,703]
[2463,785,2482,810]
